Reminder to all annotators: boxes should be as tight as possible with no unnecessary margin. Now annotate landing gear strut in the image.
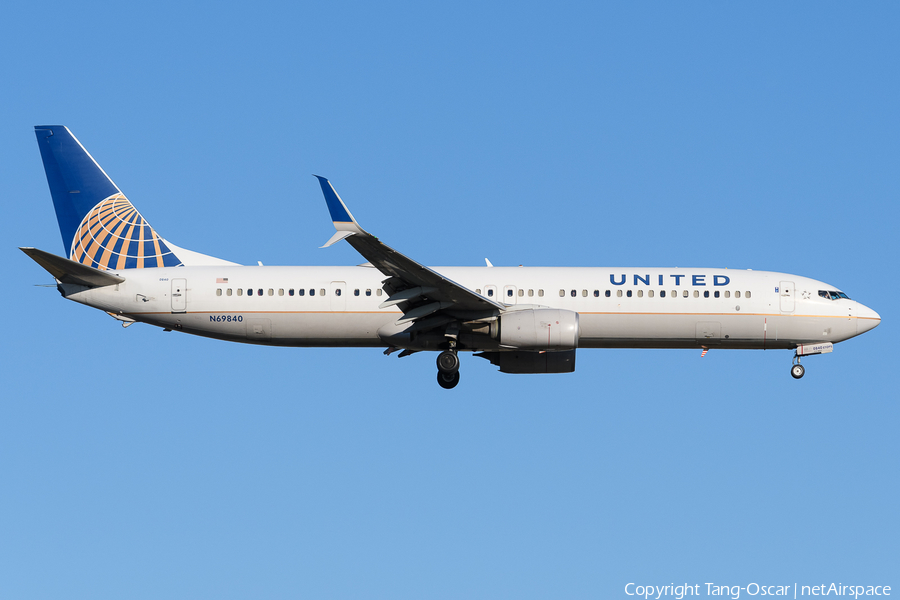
[436,349,460,389]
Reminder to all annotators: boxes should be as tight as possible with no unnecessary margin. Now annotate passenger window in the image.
[605,290,611,298]
[376,289,383,296]
[703,290,709,298]
[559,289,565,297]
[354,289,360,296]
[648,290,654,298]
[476,289,481,294]
[570,290,576,297]
[593,290,599,297]
[538,289,544,297]
[319,289,325,296]
[683,290,688,298]
[507,289,513,297]
[216,289,222,296]
[366,289,372,296]
[672,290,677,298]
[237,288,243,296]
[616,290,622,298]
[693,290,699,298]
[335,288,341,296]
[735,291,741,299]
[724,291,731,298]
[518,289,524,297]
[298,289,305,296]
[248,289,254,296]
[626,290,632,298]
[258,289,264,296]
[488,289,494,297]
[227,288,232,296]
[289,289,294,296]
[714,291,720,298]
[660,290,666,298]
[637,290,643,298]
[746,291,751,298]
[528,289,534,297]
[278,289,284,296]
[309,289,315,296]
[582,290,587,297]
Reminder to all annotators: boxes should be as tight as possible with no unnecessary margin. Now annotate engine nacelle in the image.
[498,308,580,350]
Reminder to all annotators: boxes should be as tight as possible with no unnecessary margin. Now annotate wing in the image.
[314,176,504,326]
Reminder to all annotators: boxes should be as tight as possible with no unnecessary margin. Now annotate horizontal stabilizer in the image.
[20,247,125,287]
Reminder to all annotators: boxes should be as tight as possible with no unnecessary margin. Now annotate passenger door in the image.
[779,281,795,313]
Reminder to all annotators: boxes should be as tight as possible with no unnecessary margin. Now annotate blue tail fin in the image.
[34,126,183,269]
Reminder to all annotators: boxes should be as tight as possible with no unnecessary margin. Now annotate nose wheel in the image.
[791,352,805,379]
[436,350,460,389]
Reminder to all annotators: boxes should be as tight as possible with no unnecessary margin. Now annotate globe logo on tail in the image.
[70,194,182,270]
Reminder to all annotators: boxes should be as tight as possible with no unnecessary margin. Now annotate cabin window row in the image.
[215,288,384,297]
[472,288,752,299]
[476,288,546,297]
[575,289,750,299]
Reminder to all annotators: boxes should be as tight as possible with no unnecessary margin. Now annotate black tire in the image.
[791,364,805,379]
[436,350,460,373]
[437,370,460,389]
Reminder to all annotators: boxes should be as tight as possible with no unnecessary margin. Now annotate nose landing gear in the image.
[790,342,833,379]
[436,349,460,389]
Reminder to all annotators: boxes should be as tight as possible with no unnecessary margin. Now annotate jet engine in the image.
[497,308,580,350]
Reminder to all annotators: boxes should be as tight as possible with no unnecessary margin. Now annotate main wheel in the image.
[791,364,805,379]
[436,350,460,373]
[437,370,460,389]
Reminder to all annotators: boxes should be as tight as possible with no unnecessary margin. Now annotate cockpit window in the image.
[819,290,851,300]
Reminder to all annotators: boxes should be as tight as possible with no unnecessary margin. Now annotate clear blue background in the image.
[2,2,897,598]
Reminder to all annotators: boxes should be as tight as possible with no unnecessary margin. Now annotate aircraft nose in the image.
[857,304,881,335]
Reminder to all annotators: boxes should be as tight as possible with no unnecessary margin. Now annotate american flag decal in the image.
[217,277,228,283]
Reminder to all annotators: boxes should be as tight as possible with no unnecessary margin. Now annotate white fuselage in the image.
[61,265,881,351]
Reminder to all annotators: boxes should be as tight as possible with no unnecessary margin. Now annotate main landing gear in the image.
[436,350,460,389]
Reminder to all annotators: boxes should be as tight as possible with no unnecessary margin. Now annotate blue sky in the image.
[2,2,898,598]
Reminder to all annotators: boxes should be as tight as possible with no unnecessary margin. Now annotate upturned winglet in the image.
[315,175,364,247]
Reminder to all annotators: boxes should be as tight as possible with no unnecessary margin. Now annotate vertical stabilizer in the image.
[34,126,184,269]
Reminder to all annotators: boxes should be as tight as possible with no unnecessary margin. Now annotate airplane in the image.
[22,126,881,389]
